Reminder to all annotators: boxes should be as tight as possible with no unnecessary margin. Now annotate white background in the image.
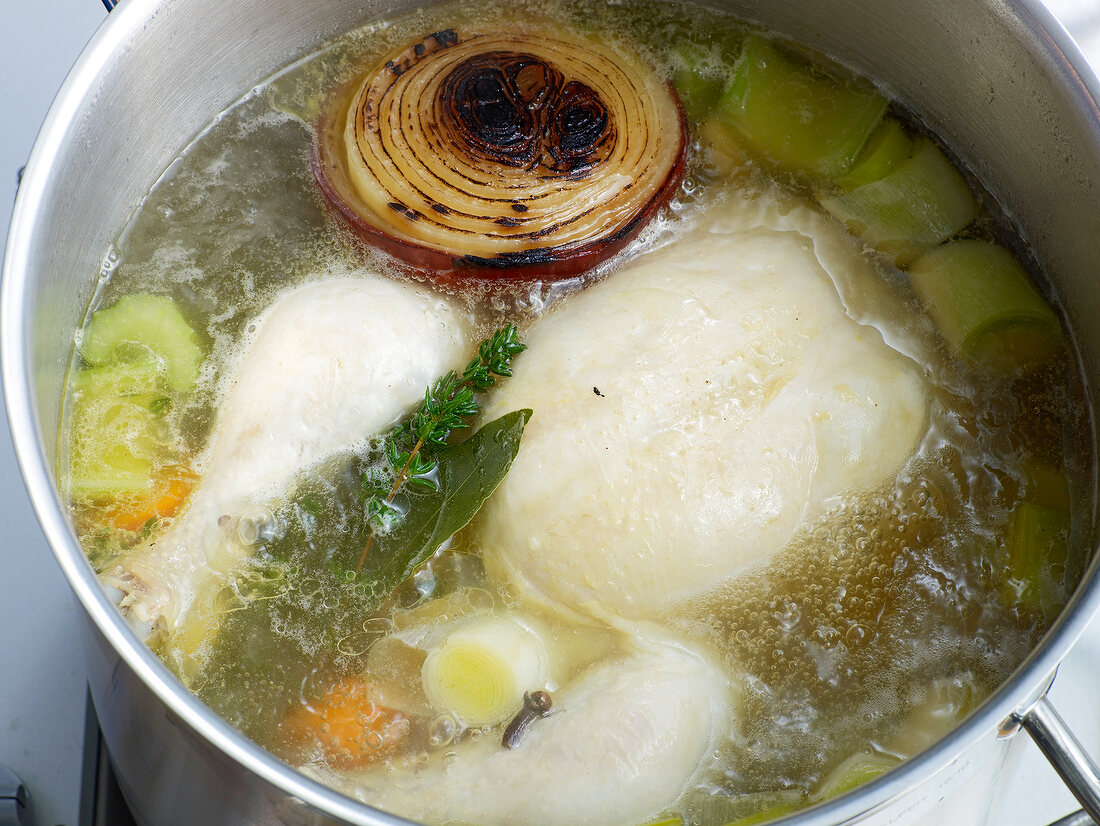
[2,2,1100,825]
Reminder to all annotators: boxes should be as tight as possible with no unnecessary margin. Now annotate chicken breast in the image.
[326,637,728,826]
[478,189,929,622]
[105,275,470,636]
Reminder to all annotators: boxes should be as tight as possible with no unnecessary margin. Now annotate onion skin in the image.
[314,28,687,283]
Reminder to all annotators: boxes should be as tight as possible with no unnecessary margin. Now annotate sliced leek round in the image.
[315,28,686,281]
[813,751,900,801]
[820,137,977,263]
[421,615,549,726]
[81,294,203,393]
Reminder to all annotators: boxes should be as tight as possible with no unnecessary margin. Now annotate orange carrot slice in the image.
[101,465,197,533]
[281,678,410,769]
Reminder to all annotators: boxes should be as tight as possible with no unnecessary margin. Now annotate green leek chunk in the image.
[1019,462,1071,512]
[673,42,723,122]
[908,240,1061,369]
[716,35,887,180]
[721,802,800,826]
[835,118,913,191]
[1001,501,1070,618]
[68,361,169,499]
[820,137,977,262]
[81,293,203,392]
[813,751,900,801]
[717,791,804,826]
[74,359,163,403]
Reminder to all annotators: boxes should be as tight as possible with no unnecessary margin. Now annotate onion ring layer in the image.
[315,28,687,281]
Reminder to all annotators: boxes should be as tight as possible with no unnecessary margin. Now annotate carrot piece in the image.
[101,466,197,533]
[281,678,410,769]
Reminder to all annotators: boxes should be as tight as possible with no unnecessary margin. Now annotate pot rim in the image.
[3,0,1100,823]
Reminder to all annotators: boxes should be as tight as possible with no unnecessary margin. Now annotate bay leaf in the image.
[185,409,530,742]
[355,407,532,591]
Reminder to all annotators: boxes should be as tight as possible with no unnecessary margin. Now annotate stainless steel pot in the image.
[4,0,1100,824]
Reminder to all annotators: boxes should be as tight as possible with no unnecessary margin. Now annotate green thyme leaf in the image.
[407,475,439,492]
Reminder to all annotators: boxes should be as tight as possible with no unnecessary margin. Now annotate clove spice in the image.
[501,690,553,749]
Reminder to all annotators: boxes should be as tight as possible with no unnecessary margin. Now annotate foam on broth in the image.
[64,0,1094,823]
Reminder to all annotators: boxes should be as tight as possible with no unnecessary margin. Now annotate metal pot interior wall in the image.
[82,614,362,826]
[5,0,1100,824]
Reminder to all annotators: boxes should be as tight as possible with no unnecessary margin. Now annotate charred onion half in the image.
[314,28,687,281]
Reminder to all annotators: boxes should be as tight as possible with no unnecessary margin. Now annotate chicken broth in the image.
[64,1,1093,824]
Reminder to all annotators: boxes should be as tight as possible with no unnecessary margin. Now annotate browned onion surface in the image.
[314,27,687,281]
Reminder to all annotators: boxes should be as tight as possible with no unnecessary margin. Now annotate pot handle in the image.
[1014,695,1100,825]
[1048,810,1094,826]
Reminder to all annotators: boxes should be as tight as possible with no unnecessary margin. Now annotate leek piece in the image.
[1019,462,1071,512]
[68,362,168,499]
[698,118,751,180]
[820,137,976,262]
[907,240,1061,369]
[673,42,723,122]
[813,751,900,801]
[82,293,203,392]
[716,35,887,180]
[74,359,163,401]
[1001,501,1070,618]
[721,803,800,826]
[834,118,913,191]
[421,615,550,726]
[886,675,976,756]
[716,790,804,826]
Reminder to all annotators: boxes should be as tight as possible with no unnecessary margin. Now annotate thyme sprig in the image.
[356,324,526,575]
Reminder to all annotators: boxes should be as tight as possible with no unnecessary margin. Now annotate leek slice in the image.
[68,362,168,499]
[834,118,913,191]
[813,751,900,800]
[421,615,550,726]
[721,801,801,826]
[1019,461,1071,512]
[907,240,1061,369]
[673,42,723,121]
[1001,501,1070,618]
[820,137,976,262]
[716,35,887,180]
[698,118,751,180]
[74,359,163,401]
[81,293,203,392]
